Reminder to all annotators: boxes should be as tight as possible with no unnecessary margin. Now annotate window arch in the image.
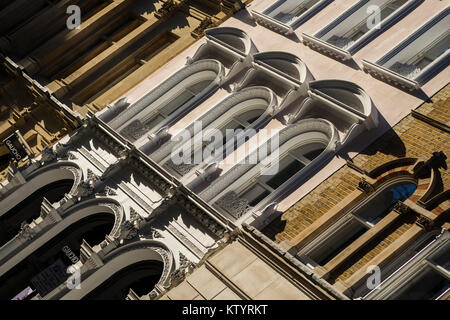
[150,86,276,176]
[200,120,338,220]
[297,177,418,267]
[45,241,173,300]
[108,59,224,142]
[0,199,123,300]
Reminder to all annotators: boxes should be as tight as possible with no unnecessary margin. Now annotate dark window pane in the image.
[240,184,271,207]
[356,182,417,224]
[304,148,325,161]
[393,267,449,300]
[315,222,368,266]
[266,159,305,189]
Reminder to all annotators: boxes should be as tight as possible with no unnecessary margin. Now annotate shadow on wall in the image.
[260,208,286,242]
[233,7,258,27]
[336,107,407,162]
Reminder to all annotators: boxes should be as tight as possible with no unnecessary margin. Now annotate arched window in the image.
[235,142,326,207]
[298,178,418,267]
[201,120,337,220]
[156,87,276,177]
[108,60,224,142]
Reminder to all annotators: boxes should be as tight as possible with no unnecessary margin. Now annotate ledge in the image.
[251,10,293,35]
[302,33,352,61]
[362,59,420,92]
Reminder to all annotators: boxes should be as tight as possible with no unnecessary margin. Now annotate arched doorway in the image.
[0,212,115,300]
[0,179,74,247]
[51,242,173,300]
[82,260,164,300]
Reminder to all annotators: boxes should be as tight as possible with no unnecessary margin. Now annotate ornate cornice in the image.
[176,194,226,237]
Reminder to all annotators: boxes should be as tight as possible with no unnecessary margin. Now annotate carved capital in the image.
[118,220,139,241]
[416,215,433,230]
[18,222,36,241]
[393,201,411,215]
[358,178,375,194]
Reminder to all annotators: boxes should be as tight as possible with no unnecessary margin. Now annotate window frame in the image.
[362,7,450,91]
[296,176,418,268]
[251,0,332,35]
[302,0,422,60]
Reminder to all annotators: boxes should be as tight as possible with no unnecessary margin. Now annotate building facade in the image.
[0,0,448,300]
[0,0,250,180]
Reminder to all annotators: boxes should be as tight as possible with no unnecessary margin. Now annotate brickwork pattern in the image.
[263,84,450,243]
[330,214,416,284]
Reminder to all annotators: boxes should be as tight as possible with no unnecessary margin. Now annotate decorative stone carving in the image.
[192,17,216,38]
[118,220,139,241]
[166,159,196,176]
[17,221,36,241]
[75,180,95,197]
[215,191,250,219]
[103,186,118,197]
[75,169,101,197]
[413,151,448,178]
[40,146,57,163]
[155,0,187,20]
[393,201,411,215]
[358,178,375,194]
[416,215,433,230]
[68,152,78,160]
[179,252,194,270]
[151,227,163,239]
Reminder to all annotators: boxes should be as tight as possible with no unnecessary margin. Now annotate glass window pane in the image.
[303,148,325,161]
[264,157,305,189]
[393,266,450,300]
[356,182,417,224]
[240,184,270,207]
[310,219,368,266]
[428,245,450,270]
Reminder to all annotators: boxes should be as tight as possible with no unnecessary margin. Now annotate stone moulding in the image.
[251,0,332,36]
[361,7,450,91]
[302,0,423,61]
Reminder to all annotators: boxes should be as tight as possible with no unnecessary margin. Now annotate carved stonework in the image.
[393,201,411,215]
[40,146,57,163]
[179,252,194,270]
[18,222,36,241]
[75,180,95,197]
[118,220,139,241]
[54,143,69,159]
[414,151,448,178]
[151,227,163,239]
[192,17,216,38]
[416,215,433,230]
[166,159,196,176]
[176,195,226,237]
[155,0,187,20]
[358,178,375,194]
[103,186,118,196]
[68,152,78,160]
[215,191,250,219]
